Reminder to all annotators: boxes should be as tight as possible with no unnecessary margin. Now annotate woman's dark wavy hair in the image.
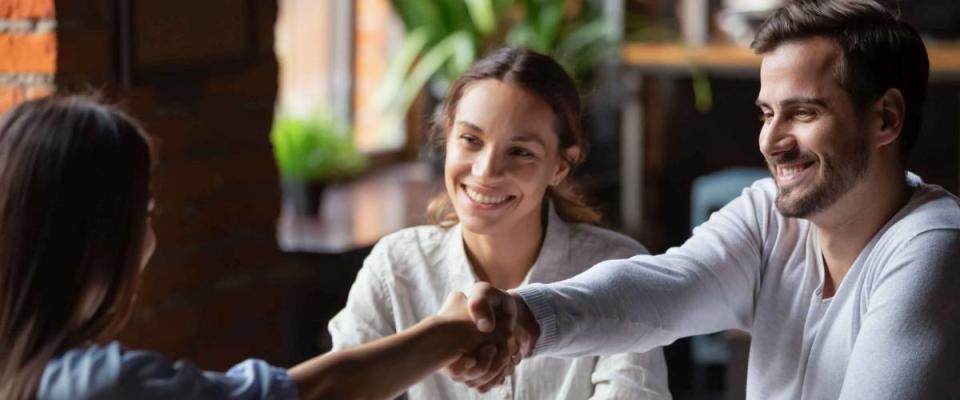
[0,95,152,399]
[426,47,601,227]
[751,0,929,157]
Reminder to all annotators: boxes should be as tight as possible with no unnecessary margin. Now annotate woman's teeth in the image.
[465,187,509,205]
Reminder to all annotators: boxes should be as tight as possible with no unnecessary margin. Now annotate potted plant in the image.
[270,111,367,216]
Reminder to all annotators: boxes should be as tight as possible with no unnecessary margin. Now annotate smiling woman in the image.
[426,48,599,230]
[327,48,672,399]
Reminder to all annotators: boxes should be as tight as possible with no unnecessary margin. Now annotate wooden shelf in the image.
[622,42,960,78]
[623,43,760,70]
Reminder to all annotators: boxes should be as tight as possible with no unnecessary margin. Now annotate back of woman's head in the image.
[0,95,152,399]
[427,47,601,226]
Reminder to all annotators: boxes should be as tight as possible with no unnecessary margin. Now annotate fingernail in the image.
[477,318,492,332]
[463,358,476,369]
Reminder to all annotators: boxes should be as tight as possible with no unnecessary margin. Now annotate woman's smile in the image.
[460,183,517,209]
[443,79,561,234]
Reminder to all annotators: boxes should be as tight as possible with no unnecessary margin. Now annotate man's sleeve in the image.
[838,229,960,399]
[515,185,770,357]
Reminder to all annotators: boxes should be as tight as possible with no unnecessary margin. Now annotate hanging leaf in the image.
[553,19,617,75]
[534,0,566,51]
[376,28,430,113]
[379,31,477,136]
[390,0,445,44]
[465,0,497,34]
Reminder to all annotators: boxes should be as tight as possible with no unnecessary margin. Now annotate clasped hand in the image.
[440,282,540,393]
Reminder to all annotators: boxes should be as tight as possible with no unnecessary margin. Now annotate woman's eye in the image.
[758,112,773,123]
[459,134,481,146]
[511,148,534,158]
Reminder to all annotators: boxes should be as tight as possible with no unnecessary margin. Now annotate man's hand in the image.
[441,282,541,392]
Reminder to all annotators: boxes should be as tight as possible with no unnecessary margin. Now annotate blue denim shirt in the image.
[38,342,298,400]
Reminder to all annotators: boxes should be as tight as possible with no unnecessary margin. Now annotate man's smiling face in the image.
[757,37,870,218]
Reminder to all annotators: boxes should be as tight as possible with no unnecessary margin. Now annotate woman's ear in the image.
[873,88,905,149]
[552,146,581,186]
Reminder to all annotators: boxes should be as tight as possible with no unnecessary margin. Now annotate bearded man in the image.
[451,1,960,399]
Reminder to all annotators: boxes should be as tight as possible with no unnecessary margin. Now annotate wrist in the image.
[418,315,477,355]
[510,291,540,353]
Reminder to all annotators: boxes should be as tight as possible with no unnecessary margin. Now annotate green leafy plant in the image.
[270,112,367,182]
[379,0,620,127]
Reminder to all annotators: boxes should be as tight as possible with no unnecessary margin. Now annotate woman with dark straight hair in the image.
[0,95,505,400]
[0,95,153,399]
[329,48,670,399]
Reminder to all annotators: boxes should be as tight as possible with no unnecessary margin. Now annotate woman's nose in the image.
[472,148,503,177]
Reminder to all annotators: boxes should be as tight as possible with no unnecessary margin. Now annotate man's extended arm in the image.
[454,184,777,388]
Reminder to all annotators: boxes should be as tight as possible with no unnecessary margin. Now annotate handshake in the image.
[433,282,542,393]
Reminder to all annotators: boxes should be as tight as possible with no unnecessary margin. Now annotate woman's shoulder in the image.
[40,341,126,398]
[565,222,649,259]
[40,342,176,399]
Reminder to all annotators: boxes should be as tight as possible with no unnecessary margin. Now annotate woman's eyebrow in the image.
[455,121,483,133]
[512,133,545,147]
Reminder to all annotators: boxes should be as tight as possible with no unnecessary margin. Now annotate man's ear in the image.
[873,88,905,148]
[552,146,581,186]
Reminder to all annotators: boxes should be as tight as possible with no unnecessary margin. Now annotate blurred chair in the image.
[689,167,768,400]
[690,167,770,229]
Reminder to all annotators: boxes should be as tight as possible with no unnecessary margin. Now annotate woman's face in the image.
[444,79,576,235]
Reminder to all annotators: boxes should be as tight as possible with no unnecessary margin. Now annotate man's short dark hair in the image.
[751,0,929,157]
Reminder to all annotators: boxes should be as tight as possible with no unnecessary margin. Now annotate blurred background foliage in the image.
[379,0,622,128]
[380,0,712,128]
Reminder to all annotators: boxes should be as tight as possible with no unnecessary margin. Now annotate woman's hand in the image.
[440,283,540,393]
[289,290,519,400]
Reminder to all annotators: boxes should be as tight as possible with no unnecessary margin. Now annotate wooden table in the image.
[277,162,442,253]
[618,42,960,237]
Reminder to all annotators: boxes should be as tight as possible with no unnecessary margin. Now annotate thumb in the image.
[467,282,500,333]
[440,291,469,314]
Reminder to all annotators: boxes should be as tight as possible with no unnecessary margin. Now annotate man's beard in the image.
[770,135,869,218]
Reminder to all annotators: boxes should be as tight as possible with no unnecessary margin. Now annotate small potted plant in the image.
[270,110,366,216]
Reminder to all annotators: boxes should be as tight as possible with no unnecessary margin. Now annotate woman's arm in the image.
[39,294,487,400]
[289,292,495,400]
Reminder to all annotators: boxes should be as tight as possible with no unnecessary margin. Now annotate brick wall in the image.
[0,0,55,113]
